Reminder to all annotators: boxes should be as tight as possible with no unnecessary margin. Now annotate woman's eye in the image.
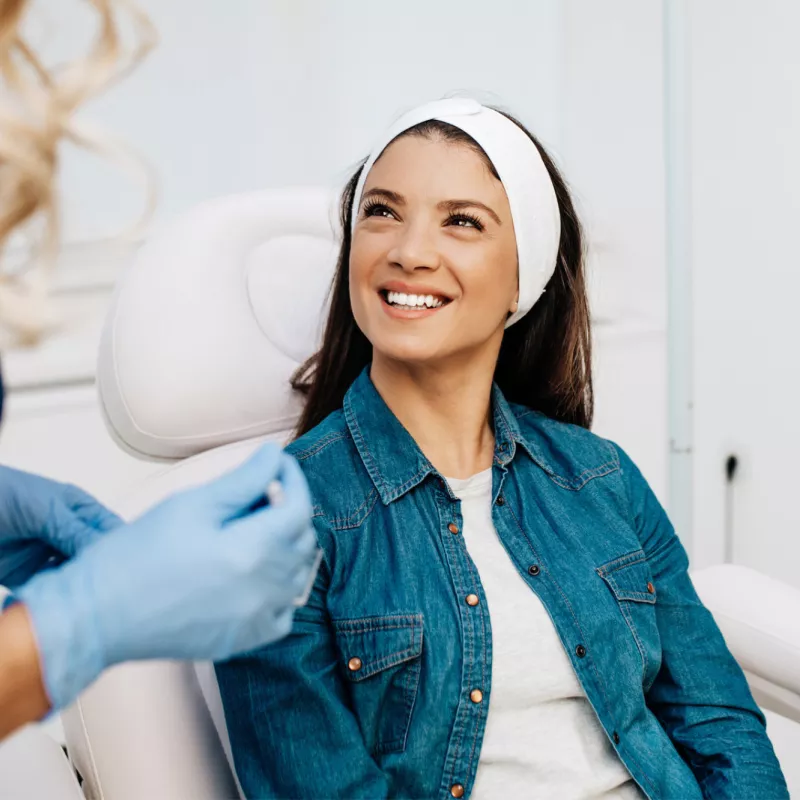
[448,214,484,231]
[363,203,394,219]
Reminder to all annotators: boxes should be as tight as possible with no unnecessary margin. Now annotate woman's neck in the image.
[370,353,497,479]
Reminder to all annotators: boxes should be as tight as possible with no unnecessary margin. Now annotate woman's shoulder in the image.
[285,409,351,462]
[509,402,623,489]
[285,409,377,526]
[511,402,657,503]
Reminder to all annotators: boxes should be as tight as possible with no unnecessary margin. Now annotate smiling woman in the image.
[291,99,591,437]
[215,98,788,800]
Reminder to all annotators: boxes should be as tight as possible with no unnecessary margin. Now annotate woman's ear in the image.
[509,291,520,315]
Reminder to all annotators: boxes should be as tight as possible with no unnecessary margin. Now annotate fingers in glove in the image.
[45,516,104,558]
[229,498,316,555]
[63,485,123,533]
[201,443,284,522]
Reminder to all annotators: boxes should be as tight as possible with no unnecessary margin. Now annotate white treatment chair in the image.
[44,187,800,798]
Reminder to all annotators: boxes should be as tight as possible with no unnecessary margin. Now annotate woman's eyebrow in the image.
[361,187,405,205]
[439,199,501,226]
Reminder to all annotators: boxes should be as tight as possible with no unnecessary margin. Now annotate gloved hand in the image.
[16,443,317,710]
[0,466,122,590]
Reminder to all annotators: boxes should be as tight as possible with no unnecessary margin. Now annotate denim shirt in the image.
[216,369,788,800]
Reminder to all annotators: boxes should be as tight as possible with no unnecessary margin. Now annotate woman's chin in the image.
[372,340,447,368]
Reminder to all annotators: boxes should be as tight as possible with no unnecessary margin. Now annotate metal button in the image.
[448,523,460,535]
[496,495,505,506]
[528,564,540,576]
[470,689,483,704]
[347,657,363,672]
[647,582,655,594]
[450,784,465,798]
[575,644,587,658]
[613,732,620,745]
[466,594,479,606]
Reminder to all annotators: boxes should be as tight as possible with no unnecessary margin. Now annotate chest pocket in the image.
[597,550,663,692]
[332,614,424,756]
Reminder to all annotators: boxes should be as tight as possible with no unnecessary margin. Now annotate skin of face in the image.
[349,134,520,370]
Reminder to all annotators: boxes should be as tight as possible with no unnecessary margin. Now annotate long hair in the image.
[0,0,156,342]
[292,110,593,435]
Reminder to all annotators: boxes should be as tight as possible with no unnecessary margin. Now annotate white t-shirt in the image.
[445,469,645,800]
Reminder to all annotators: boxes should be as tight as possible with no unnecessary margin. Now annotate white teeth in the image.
[385,291,445,309]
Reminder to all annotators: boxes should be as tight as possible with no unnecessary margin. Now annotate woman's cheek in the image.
[460,258,516,314]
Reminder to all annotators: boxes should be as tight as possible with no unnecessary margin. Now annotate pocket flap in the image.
[597,550,657,604]
[333,614,424,682]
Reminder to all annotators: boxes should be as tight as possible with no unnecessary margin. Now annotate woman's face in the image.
[349,134,519,367]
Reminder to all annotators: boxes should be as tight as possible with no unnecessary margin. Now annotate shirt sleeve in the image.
[613,443,789,799]
[214,541,390,799]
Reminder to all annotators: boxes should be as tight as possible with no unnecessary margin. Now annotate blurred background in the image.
[0,0,797,594]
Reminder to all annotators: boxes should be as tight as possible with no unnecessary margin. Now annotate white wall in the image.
[690,0,800,584]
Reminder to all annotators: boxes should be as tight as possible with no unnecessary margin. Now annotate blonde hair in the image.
[0,0,156,343]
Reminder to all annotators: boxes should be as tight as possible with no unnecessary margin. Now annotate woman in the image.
[215,98,788,799]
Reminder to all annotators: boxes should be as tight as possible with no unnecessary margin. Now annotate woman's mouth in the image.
[379,289,452,317]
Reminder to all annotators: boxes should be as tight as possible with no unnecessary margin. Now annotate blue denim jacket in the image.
[216,369,788,799]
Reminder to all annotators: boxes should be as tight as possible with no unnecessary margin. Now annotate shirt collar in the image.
[343,367,551,504]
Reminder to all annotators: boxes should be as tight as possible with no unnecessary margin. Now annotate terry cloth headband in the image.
[351,98,561,327]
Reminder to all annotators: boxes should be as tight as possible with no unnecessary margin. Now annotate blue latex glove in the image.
[15,443,317,710]
[0,466,122,590]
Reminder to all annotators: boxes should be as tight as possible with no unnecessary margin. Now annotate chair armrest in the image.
[691,564,800,696]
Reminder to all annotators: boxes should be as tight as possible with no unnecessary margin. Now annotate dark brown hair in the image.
[291,109,593,436]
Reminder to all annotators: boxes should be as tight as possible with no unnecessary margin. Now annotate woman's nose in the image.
[387,221,441,273]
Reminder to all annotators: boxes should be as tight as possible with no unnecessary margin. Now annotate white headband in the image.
[351,98,561,327]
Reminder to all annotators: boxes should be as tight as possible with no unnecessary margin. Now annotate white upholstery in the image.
[98,188,338,460]
[57,187,800,798]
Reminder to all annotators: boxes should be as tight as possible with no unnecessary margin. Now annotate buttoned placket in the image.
[435,476,493,799]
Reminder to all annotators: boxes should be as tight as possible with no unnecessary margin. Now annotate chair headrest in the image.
[97,187,339,460]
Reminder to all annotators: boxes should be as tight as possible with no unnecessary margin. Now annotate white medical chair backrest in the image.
[64,187,339,800]
[98,187,338,459]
